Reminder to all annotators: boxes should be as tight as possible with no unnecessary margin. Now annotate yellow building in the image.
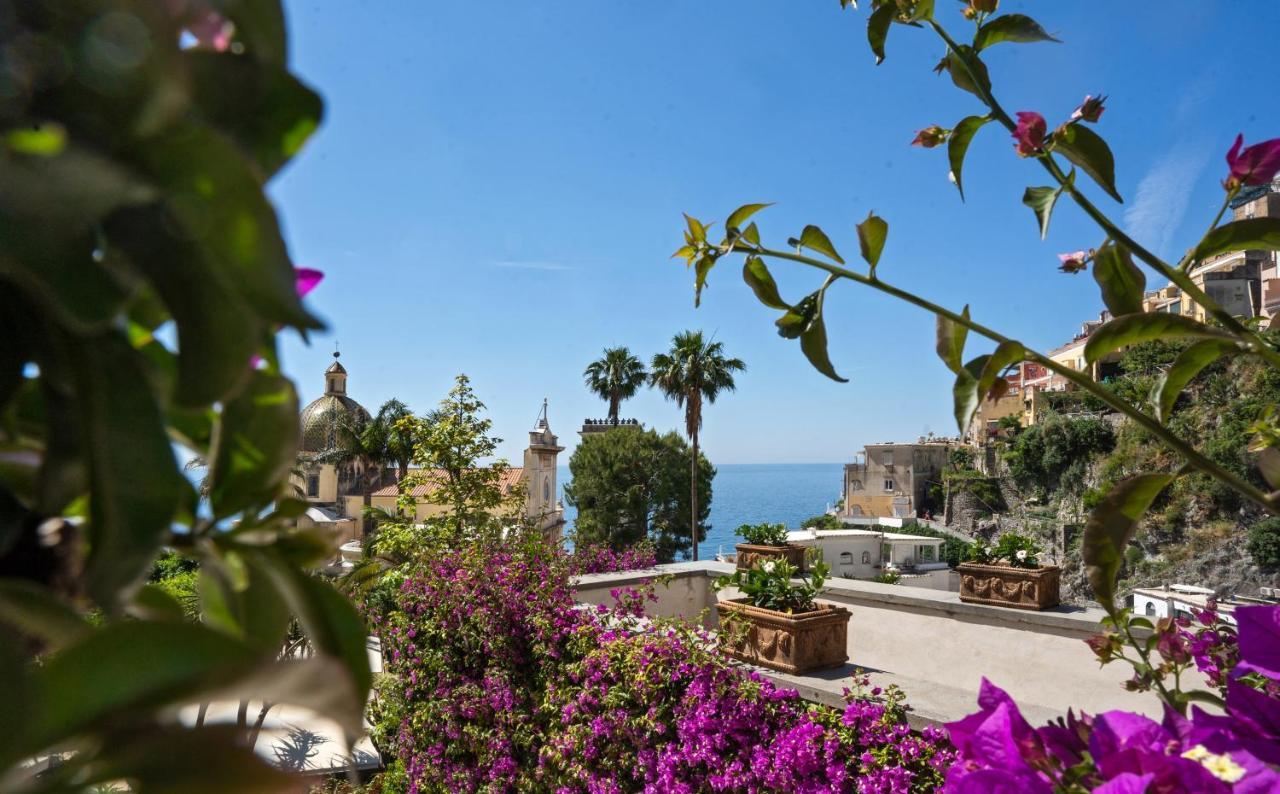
[294,355,565,542]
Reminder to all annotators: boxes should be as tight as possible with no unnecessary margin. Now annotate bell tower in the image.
[523,399,565,537]
[325,350,348,396]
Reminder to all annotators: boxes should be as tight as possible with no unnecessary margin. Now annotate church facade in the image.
[293,354,565,541]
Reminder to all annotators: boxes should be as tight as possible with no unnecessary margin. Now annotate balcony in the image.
[572,561,1161,727]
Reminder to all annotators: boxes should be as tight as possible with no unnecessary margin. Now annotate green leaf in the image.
[1054,124,1122,203]
[909,0,935,22]
[951,356,985,434]
[741,222,761,247]
[208,370,300,518]
[1082,474,1175,609]
[128,583,188,623]
[80,726,298,794]
[801,312,848,383]
[798,225,845,264]
[0,580,90,651]
[683,213,708,244]
[185,51,324,178]
[742,256,789,311]
[105,205,264,407]
[1084,314,1233,364]
[977,341,1026,403]
[130,124,321,331]
[940,46,991,99]
[935,305,970,374]
[1259,448,1280,490]
[776,291,820,339]
[1191,218,1280,263]
[1151,339,1238,422]
[974,14,1060,50]
[856,212,888,272]
[70,333,185,608]
[1092,242,1145,316]
[948,115,992,201]
[1022,184,1063,240]
[867,2,896,64]
[694,252,717,308]
[726,203,772,232]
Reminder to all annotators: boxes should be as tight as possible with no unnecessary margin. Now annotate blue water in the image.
[559,463,844,560]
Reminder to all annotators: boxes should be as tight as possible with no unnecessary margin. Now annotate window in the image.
[920,546,935,562]
[883,479,894,492]
[848,479,863,491]
[1144,602,1156,617]
[543,476,551,502]
[881,452,894,467]
[306,475,320,498]
[861,551,872,565]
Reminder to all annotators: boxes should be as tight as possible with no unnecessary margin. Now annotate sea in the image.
[558,463,845,561]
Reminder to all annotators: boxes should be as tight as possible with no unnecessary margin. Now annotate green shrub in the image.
[1004,414,1116,496]
[736,522,790,546]
[1247,518,1280,570]
[800,514,843,530]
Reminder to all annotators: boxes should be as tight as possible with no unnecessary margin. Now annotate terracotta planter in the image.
[957,562,1061,610]
[715,598,849,674]
[735,543,808,572]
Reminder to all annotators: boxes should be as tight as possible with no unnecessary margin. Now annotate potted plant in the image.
[957,533,1060,610]
[734,522,808,572]
[713,559,849,674]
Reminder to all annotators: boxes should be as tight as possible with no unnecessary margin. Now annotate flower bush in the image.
[966,533,1042,569]
[567,541,659,575]
[373,533,953,792]
[738,522,793,547]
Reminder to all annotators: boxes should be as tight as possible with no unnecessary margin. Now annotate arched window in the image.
[849,479,863,491]
[861,551,871,565]
[543,476,551,502]
[1144,602,1156,617]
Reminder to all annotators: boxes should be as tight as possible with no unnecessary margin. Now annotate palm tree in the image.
[319,398,418,534]
[583,347,647,423]
[650,331,745,561]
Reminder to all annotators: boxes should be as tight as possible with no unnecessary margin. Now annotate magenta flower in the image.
[1071,95,1106,123]
[1235,606,1280,681]
[1057,251,1089,274]
[295,267,324,299]
[1225,134,1280,188]
[1012,112,1047,157]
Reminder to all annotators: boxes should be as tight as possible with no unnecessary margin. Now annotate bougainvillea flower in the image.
[1235,606,1280,681]
[1071,95,1106,123]
[911,125,950,148]
[295,267,324,299]
[1057,251,1089,273]
[1092,772,1153,794]
[1012,112,1047,157]
[1225,135,1280,188]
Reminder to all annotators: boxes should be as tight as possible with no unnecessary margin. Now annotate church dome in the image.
[299,352,371,453]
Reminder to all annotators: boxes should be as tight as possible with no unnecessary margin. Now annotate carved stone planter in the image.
[735,543,808,572]
[957,563,1061,611]
[715,598,849,674]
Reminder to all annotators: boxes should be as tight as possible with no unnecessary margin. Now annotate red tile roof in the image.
[368,467,525,498]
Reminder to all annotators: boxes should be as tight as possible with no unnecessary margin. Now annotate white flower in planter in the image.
[761,560,777,574]
[1015,550,1028,562]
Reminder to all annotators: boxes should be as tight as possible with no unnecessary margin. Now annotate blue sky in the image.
[272,1,1279,465]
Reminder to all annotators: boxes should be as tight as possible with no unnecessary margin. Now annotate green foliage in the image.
[944,468,1004,515]
[968,532,1043,569]
[1246,517,1280,570]
[871,571,902,585]
[714,558,831,613]
[0,3,371,788]
[736,522,790,546]
[801,514,844,530]
[889,523,972,567]
[1004,414,1116,495]
[1119,339,1193,377]
[563,426,713,562]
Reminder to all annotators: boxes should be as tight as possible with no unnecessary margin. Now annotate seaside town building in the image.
[293,353,565,544]
[839,439,955,519]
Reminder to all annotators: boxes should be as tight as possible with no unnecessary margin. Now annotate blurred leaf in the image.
[940,45,991,99]
[726,202,771,232]
[974,14,1060,50]
[1083,474,1175,609]
[105,204,263,407]
[1260,448,1280,490]
[128,583,188,623]
[742,256,789,311]
[211,0,289,66]
[1092,242,1145,316]
[776,291,820,339]
[131,125,320,331]
[5,122,67,156]
[1191,218,1280,262]
[856,212,888,272]
[200,553,292,653]
[0,579,90,650]
[1084,314,1233,364]
[1022,184,1063,240]
[693,253,718,308]
[208,370,300,518]
[797,225,845,264]
[977,341,1026,402]
[71,333,185,608]
[800,313,848,383]
[185,52,323,178]
[741,222,761,247]
[908,0,935,22]
[1152,339,1237,422]
[1054,125,1122,202]
[948,115,991,201]
[867,2,895,64]
[951,357,985,434]
[0,641,32,763]
[683,213,708,245]
[935,305,970,374]
[80,725,298,794]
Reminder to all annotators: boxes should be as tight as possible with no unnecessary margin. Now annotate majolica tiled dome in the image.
[299,355,371,453]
